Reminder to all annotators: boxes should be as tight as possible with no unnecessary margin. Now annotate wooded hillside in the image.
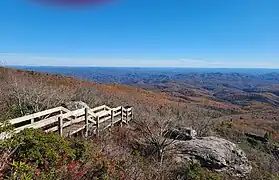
[0,67,279,180]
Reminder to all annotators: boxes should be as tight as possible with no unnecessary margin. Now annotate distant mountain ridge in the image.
[9,66,279,109]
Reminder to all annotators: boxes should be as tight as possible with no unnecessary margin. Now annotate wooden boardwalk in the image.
[1,104,133,138]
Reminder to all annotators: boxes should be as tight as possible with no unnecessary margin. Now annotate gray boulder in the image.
[172,136,252,177]
[164,127,197,141]
[63,101,90,111]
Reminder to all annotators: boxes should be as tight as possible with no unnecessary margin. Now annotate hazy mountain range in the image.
[10,66,279,108]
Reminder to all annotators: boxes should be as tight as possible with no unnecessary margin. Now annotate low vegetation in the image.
[1,67,279,179]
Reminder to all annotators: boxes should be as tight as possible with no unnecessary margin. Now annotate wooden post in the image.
[120,106,123,127]
[96,116,100,136]
[58,116,63,136]
[111,109,114,130]
[69,113,75,137]
[125,108,128,123]
[85,108,89,137]
[131,107,133,121]
[31,118,34,124]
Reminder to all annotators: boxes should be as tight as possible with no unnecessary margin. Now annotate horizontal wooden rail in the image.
[1,104,133,139]
[10,106,64,125]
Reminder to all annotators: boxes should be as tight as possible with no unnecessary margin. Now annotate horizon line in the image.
[6,65,279,70]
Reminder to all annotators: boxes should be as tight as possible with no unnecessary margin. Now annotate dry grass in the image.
[1,67,279,179]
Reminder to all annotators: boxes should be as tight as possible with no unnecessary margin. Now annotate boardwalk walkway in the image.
[1,104,133,138]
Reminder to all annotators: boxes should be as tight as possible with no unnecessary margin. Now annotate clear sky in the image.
[0,0,278,68]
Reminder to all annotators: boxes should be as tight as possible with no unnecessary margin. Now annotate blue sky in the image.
[0,0,278,68]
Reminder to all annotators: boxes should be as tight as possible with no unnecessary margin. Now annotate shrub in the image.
[9,161,35,180]
[174,163,222,180]
[0,120,13,135]
[54,161,86,180]
[1,129,96,179]
[7,129,75,171]
[69,138,90,161]
[214,121,245,142]
[3,77,73,118]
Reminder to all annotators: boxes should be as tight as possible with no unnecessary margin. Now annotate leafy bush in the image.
[9,161,35,180]
[69,138,90,161]
[6,129,75,171]
[1,128,123,179]
[0,120,13,135]
[174,163,222,180]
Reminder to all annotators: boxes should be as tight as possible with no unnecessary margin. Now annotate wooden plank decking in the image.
[0,104,133,139]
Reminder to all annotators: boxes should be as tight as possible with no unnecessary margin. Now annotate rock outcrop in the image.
[171,136,252,177]
[62,101,90,111]
[164,127,197,141]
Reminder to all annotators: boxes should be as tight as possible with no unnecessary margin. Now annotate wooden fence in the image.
[1,104,133,138]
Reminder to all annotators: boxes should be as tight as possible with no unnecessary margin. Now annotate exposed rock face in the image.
[172,136,252,177]
[245,133,269,144]
[164,127,197,141]
[63,101,90,110]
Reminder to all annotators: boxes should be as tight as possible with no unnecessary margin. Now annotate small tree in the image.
[133,113,177,166]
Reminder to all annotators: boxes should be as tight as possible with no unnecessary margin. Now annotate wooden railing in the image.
[1,104,133,138]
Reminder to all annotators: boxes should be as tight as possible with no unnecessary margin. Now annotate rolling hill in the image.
[1,66,279,179]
